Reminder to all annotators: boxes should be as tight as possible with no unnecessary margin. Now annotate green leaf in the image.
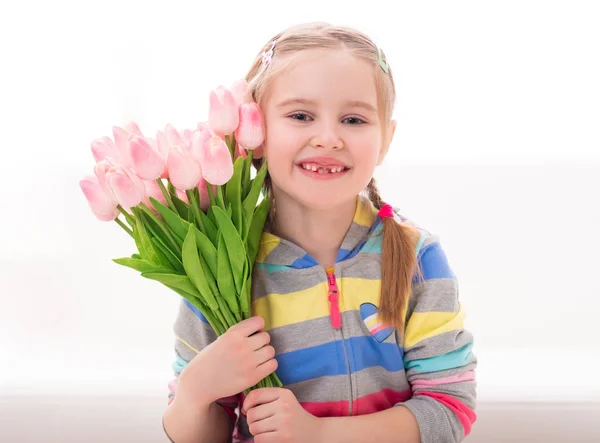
[150,197,190,243]
[198,209,218,245]
[246,196,270,271]
[243,161,268,224]
[241,208,249,242]
[131,253,142,260]
[217,233,239,316]
[226,157,244,234]
[152,237,184,273]
[182,224,218,311]
[211,206,246,294]
[241,152,253,200]
[141,273,201,298]
[194,228,218,278]
[139,204,182,252]
[170,194,189,220]
[112,257,173,274]
[133,207,160,265]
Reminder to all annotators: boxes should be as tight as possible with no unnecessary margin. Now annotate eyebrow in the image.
[276,98,377,113]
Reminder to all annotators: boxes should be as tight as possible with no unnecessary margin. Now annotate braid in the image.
[366,178,384,209]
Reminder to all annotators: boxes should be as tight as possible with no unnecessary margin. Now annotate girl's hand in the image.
[176,316,278,408]
[242,388,323,443]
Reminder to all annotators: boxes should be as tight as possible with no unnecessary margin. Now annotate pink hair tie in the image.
[378,204,394,219]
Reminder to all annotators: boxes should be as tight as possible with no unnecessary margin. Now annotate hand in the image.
[242,388,323,443]
[176,316,278,408]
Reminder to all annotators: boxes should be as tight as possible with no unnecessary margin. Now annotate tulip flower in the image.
[197,178,216,212]
[105,166,145,210]
[208,86,239,135]
[165,124,185,149]
[142,179,168,209]
[190,126,213,164]
[91,136,120,164]
[167,146,202,191]
[201,136,234,185]
[230,79,249,106]
[128,136,166,181]
[80,175,119,221]
[235,103,264,150]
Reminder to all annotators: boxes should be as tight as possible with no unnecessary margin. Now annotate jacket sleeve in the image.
[397,234,477,443]
[167,298,240,440]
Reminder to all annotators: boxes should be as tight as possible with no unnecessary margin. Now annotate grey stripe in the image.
[408,279,459,314]
[269,310,402,355]
[401,396,464,443]
[340,221,372,251]
[289,366,410,403]
[252,266,326,300]
[412,380,477,409]
[403,329,474,359]
[173,299,216,361]
[335,253,382,280]
[260,238,306,265]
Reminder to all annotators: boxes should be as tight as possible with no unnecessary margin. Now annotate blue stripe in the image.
[416,242,455,281]
[172,355,188,374]
[276,336,404,385]
[255,263,290,273]
[183,299,209,324]
[405,343,473,373]
[290,254,319,269]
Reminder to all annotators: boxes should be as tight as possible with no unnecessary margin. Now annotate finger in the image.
[254,344,276,366]
[229,316,265,337]
[256,356,278,380]
[249,416,278,436]
[246,401,277,425]
[242,387,280,413]
[248,331,270,350]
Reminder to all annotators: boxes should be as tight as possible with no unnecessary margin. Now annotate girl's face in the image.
[261,49,393,211]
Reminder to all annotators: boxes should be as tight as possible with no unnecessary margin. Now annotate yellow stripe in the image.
[353,196,378,227]
[257,233,280,262]
[364,316,380,329]
[175,335,199,354]
[253,277,382,330]
[403,307,465,348]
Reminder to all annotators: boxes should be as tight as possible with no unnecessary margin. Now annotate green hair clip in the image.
[377,47,389,74]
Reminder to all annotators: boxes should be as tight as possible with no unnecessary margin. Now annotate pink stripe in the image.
[369,324,388,335]
[167,378,178,394]
[411,371,475,391]
[353,389,413,415]
[418,392,477,436]
[300,400,349,417]
[300,389,412,417]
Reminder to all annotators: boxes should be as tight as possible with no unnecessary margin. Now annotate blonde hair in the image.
[246,22,421,331]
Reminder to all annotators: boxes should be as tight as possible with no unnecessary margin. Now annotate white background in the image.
[1,0,599,409]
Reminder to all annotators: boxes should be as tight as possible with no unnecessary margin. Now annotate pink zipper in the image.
[327,272,342,328]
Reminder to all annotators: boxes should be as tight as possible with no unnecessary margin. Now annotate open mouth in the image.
[297,162,350,177]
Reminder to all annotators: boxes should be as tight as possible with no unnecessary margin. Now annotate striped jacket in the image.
[168,196,477,443]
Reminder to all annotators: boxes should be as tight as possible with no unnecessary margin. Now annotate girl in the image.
[163,22,477,443]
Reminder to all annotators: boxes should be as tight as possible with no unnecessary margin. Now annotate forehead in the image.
[265,49,378,107]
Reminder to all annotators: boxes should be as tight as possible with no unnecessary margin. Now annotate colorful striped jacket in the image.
[168,195,477,443]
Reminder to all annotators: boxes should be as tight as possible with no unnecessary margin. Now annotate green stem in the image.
[216,185,226,210]
[156,178,176,212]
[206,183,217,208]
[114,218,133,237]
[216,296,236,330]
[139,203,181,253]
[186,189,206,233]
[117,205,135,226]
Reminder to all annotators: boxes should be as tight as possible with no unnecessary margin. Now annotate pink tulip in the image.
[235,103,264,149]
[123,121,144,137]
[201,136,234,185]
[167,146,202,191]
[197,178,216,211]
[230,79,249,106]
[105,166,145,210]
[91,136,120,164]
[190,126,213,164]
[176,189,189,204]
[235,142,248,160]
[165,124,185,149]
[80,175,119,221]
[208,86,239,135]
[94,160,114,198]
[143,179,168,209]
[128,136,166,180]
[112,126,134,168]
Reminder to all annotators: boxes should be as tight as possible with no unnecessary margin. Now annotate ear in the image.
[377,119,396,165]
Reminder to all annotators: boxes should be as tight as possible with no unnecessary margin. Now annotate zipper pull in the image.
[327,272,342,328]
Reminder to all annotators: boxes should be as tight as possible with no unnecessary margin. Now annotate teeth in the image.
[301,163,345,173]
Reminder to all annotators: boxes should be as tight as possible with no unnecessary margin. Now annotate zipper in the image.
[327,270,353,416]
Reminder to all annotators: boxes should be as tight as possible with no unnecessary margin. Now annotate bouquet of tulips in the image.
[80,80,282,391]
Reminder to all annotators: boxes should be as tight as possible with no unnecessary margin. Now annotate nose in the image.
[310,120,343,151]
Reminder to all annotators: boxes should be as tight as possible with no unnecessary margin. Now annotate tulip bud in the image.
[235,103,265,150]
[201,136,234,185]
[128,136,166,181]
[79,175,119,221]
[208,86,239,135]
[167,146,202,191]
[105,166,145,210]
